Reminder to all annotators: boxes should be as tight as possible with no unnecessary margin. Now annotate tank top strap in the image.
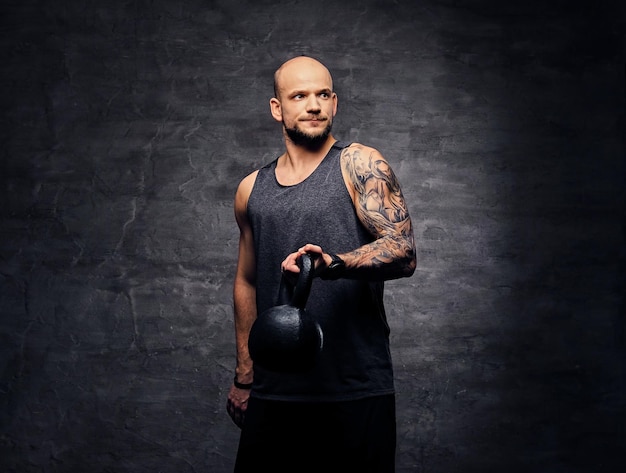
[332,140,352,150]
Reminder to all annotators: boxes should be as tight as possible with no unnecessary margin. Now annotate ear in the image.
[332,92,338,117]
[270,97,282,122]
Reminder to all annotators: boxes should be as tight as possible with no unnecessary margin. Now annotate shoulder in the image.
[234,156,280,209]
[341,142,387,163]
[234,170,259,224]
[344,141,376,151]
[236,169,259,196]
[236,156,278,194]
[340,142,391,177]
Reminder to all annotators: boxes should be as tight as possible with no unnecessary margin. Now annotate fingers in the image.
[298,243,323,255]
[281,252,301,273]
[281,244,324,272]
[226,398,245,428]
[226,392,249,429]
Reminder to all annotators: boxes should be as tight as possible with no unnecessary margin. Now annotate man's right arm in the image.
[232,171,258,384]
[226,171,258,428]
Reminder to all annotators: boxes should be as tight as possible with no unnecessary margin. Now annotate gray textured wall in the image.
[1,1,624,472]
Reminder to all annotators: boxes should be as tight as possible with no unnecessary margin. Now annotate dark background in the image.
[1,1,624,472]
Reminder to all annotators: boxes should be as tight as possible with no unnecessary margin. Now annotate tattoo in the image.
[341,145,416,277]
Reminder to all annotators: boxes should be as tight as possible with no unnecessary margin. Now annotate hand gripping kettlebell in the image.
[248,253,323,372]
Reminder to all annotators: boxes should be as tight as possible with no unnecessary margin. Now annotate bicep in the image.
[341,146,413,240]
[234,172,258,285]
[236,223,256,286]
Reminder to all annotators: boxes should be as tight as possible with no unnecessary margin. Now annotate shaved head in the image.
[273,56,334,100]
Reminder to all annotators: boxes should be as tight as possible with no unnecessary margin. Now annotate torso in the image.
[246,141,394,402]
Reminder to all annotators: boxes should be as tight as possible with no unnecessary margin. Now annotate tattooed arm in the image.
[340,143,416,279]
[282,143,416,281]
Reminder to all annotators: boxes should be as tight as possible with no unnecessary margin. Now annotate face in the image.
[270,57,338,150]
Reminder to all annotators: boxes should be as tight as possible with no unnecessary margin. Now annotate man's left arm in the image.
[337,143,416,280]
[282,144,416,281]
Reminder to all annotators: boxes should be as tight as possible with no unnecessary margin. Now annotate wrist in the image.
[233,375,252,389]
[319,253,346,280]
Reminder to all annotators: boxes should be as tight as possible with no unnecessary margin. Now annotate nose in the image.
[305,94,321,113]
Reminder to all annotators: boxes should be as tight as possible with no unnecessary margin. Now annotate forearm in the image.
[233,278,256,382]
[340,233,416,281]
[286,232,416,282]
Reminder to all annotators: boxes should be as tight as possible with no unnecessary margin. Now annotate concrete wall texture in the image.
[1,1,624,472]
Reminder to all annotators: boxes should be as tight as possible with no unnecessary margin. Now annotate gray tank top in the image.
[247,141,394,401]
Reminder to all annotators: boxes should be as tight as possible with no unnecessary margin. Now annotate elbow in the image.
[395,241,416,279]
[402,251,417,278]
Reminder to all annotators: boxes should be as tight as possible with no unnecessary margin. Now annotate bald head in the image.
[273,56,334,100]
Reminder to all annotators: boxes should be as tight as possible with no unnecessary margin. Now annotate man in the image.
[226,55,416,473]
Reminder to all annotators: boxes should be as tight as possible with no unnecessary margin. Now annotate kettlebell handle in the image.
[277,253,315,308]
[291,253,314,308]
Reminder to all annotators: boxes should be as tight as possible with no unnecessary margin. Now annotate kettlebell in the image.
[248,253,323,373]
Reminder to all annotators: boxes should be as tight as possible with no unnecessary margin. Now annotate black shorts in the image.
[234,394,396,473]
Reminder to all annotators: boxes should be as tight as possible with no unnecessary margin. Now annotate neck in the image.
[274,135,336,186]
[282,134,336,165]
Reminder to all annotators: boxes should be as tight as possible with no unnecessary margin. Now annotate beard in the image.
[284,120,333,151]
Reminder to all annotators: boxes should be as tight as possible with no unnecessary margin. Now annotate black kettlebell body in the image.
[248,253,323,373]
